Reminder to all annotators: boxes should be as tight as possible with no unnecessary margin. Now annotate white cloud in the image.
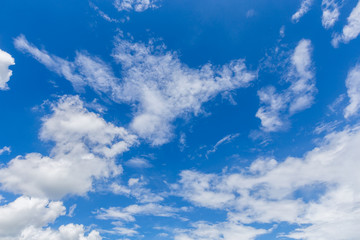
[0,196,65,239]
[111,177,164,203]
[321,0,343,29]
[0,96,137,199]
[97,203,183,222]
[344,63,360,118]
[15,35,256,145]
[332,0,360,47]
[0,146,11,155]
[125,157,152,168]
[256,39,316,132]
[206,133,240,157]
[89,2,119,23]
[112,37,255,145]
[174,221,268,240]
[19,224,102,240]
[0,49,15,90]
[292,0,314,23]
[114,0,159,12]
[174,125,360,239]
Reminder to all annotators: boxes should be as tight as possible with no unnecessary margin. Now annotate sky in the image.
[0,0,360,239]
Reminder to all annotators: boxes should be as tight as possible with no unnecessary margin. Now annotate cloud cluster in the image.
[174,125,360,239]
[14,35,256,145]
[332,0,360,47]
[0,49,15,90]
[0,95,137,199]
[256,39,316,132]
[114,0,159,12]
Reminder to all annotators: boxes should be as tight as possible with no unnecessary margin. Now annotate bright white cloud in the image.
[332,0,360,47]
[0,196,65,239]
[19,224,102,240]
[174,125,360,239]
[321,0,343,29]
[0,49,15,90]
[257,39,316,132]
[344,63,360,118]
[114,0,159,12]
[0,96,137,199]
[206,133,240,157]
[15,35,256,145]
[292,0,314,23]
[112,37,255,145]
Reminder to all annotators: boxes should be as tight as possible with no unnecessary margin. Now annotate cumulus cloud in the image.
[174,125,360,239]
[0,196,65,239]
[0,49,15,90]
[344,63,360,118]
[292,0,314,23]
[256,39,316,132]
[332,0,360,47]
[114,0,159,12]
[15,35,256,145]
[321,0,343,29]
[0,96,137,199]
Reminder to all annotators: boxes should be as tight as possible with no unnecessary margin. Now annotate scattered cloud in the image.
[89,2,120,23]
[257,39,316,132]
[332,0,360,47]
[0,49,15,90]
[0,95,137,199]
[292,0,314,23]
[125,157,152,168]
[174,125,360,239]
[0,146,11,155]
[206,133,240,157]
[174,221,268,240]
[321,0,343,29]
[344,63,360,118]
[114,0,160,12]
[15,35,256,145]
[111,177,164,203]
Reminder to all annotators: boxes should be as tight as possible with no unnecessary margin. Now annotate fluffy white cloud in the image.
[0,49,15,90]
[292,0,314,23]
[0,96,137,199]
[0,196,65,239]
[15,35,256,145]
[344,63,360,118]
[321,0,343,29]
[174,125,360,239]
[114,0,159,12]
[257,39,316,131]
[332,0,360,47]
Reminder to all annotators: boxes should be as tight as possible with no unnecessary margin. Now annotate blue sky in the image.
[1,0,360,239]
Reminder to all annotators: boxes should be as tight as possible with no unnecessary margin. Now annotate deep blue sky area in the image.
[0,0,360,239]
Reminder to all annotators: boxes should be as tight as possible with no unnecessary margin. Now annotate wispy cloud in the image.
[344,63,360,118]
[292,0,314,23]
[332,0,360,47]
